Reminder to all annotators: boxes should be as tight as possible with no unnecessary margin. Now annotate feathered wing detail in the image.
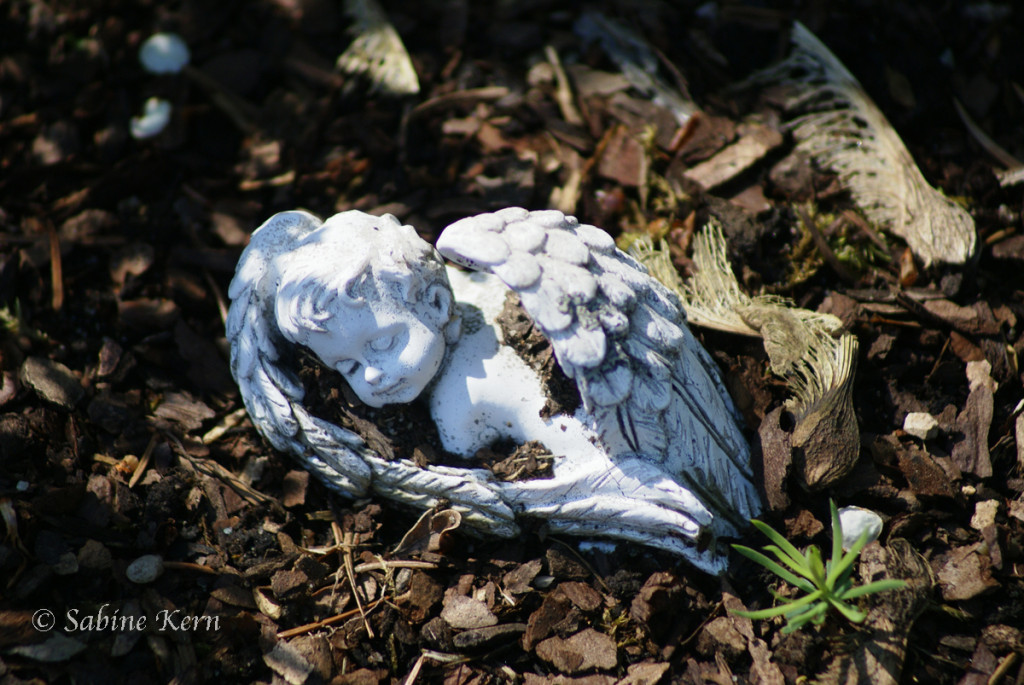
[738,22,975,266]
[437,208,762,543]
[227,211,519,536]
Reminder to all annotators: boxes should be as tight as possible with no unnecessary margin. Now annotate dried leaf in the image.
[535,628,618,674]
[337,0,419,95]
[634,223,860,490]
[741,22,976,265]
[263,640,314,685]
[392,508,462,556]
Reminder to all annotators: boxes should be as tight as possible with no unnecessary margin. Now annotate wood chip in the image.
[263,640,314,685]
[535,628,618,674]
[281,470,309,508]
[683,123,782,190]
[596,125,646,187]
[936,543,998,601]
[440,594,497,630]
[951,360,997,478]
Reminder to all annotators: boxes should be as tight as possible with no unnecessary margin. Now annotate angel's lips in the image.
[371,379,407,401]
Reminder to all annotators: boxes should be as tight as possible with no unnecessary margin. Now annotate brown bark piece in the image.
[502,559,543,595]
[935,543,998,601]
[951,360,996,478]
[683,123,783,190]
[535,628,618,674]
[758,406,792,511]
[280,470,308,508]
[524,588,573,650]
[596,125,646,187]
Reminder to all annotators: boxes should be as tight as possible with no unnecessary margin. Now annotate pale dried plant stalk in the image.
[338,0,420,96]
[633,223,860,488]
[743,22,976,266]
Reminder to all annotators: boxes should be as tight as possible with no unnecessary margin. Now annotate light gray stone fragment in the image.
[19,357,84,409]
[903,412,939,440]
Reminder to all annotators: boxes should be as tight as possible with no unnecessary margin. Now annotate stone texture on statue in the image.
[226,207,763,573]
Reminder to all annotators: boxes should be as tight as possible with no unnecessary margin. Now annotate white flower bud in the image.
[130,97,172,139]
[139,32,190,74]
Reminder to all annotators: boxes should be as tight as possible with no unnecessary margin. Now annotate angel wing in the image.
[436,208,762,538]
[227,210,519,535]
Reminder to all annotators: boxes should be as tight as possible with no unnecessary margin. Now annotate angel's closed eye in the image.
[336,360,360,376]
[368,334,395,352]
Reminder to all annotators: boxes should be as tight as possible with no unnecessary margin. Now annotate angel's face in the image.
[303,301,446,408]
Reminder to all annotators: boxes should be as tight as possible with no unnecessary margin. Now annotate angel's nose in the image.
[363,366,384,386]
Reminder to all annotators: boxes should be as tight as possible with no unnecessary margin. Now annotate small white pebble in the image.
[838,506,883,550]
[139,32,190,74]
[15,481,29,492]
[130,97,172,139]
[222,527,233,535]
[532,574,555,589]
[903,412,939,440]
[126,554,165,584]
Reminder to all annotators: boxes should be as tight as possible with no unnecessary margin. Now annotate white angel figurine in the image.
[227,207,762,573]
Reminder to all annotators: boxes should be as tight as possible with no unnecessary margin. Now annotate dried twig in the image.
[47,223,63,311]
[545,45,584,126]
[276,598,384,639]
[169,434,277,506]
[739,22,976,265]
[201,407,248,445]
[128,434,159,489]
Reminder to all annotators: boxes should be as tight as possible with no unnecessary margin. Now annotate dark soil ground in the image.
[2,1,1024,683]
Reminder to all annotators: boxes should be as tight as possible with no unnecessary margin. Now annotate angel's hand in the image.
[500,455,728,574]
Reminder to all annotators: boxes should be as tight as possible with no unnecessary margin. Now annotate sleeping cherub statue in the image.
[227,207,762,573]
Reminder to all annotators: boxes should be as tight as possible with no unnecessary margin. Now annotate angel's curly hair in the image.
[273,212,460,346]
